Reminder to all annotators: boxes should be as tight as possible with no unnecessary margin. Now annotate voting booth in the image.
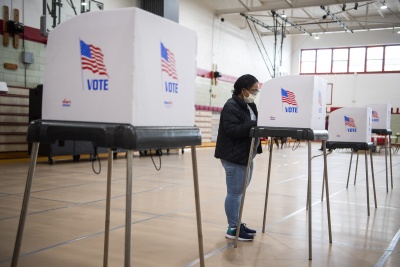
[236,75,332,260]
[369,104,391,130]
[328,107,372,143]
[368,103,393,192]
[258,75,327,130]
[42,8,196,126]
[326,107,376,216]
[12,8,204,267]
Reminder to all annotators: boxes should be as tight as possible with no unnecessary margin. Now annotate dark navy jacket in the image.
[214,94,262,166]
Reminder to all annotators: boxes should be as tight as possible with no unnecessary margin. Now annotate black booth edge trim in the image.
[371,129,392,135]
[249,126,328,141]
[27,120,202,150]
[326,141,374,151]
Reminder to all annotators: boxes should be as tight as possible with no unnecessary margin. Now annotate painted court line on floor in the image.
[375,228,400,267]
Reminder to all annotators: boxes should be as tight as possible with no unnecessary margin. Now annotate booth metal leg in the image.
[322,141,332,243]
[364,151,370,216]
[346,151,353,189]
[321,150,332,201]
[103,149,113,267]
[346,150,353,189]
[306,180,309,210]
[125,150,133,267]
[262,138,273,233]
[234,138,255,247]
[321,175,324,201]
[384,137,388,193]
[307,141,312,260]
[370,150,377,209]
[11,142,39,267]
[354,151,359,185]
[190,146,205,267]
[389,135,393,189]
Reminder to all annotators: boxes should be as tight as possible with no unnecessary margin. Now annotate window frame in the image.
[300,44,400,75]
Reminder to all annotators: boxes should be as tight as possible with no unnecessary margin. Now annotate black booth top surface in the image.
[250,126,329,141]
[325,141,374,151]
[27,120,202,150]
[371,129,392,135]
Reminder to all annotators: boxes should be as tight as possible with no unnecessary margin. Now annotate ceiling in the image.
[204,0,400,36]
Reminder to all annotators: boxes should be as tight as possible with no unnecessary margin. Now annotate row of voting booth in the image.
[237,75,394,259]
[10,6,395,267]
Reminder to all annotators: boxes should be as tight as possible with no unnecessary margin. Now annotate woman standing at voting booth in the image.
[215,74,262,241]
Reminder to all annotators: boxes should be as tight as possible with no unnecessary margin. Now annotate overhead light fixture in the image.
[314,34,320,40]
[320,5,353,33]
[354,2,358,10]
[282,11,287,18]
[342,4,346,11]
[381,1,387,9]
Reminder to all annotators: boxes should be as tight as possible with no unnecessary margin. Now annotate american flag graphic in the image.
[161,42,178,80]
[318,90,322,106]
[281,88,298,106]
[372,111,379,118]
[344,116,357,127]
[80,40,109,77]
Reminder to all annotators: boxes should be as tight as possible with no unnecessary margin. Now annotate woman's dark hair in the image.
[233,74,258,95]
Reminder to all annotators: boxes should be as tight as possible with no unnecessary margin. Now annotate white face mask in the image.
[243,90,257,103]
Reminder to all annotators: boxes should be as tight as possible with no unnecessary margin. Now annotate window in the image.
[316,49,332,73]
[349,47,365,73]
[300,44,399,74]
[384,45,400,71]
[332,48,348,73]
[301,50,316,73]
[366,47,383,72]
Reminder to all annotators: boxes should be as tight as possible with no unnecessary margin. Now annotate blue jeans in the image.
[221,159,254,228]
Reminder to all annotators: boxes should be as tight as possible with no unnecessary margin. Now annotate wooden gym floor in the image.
[0,143,399,266]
